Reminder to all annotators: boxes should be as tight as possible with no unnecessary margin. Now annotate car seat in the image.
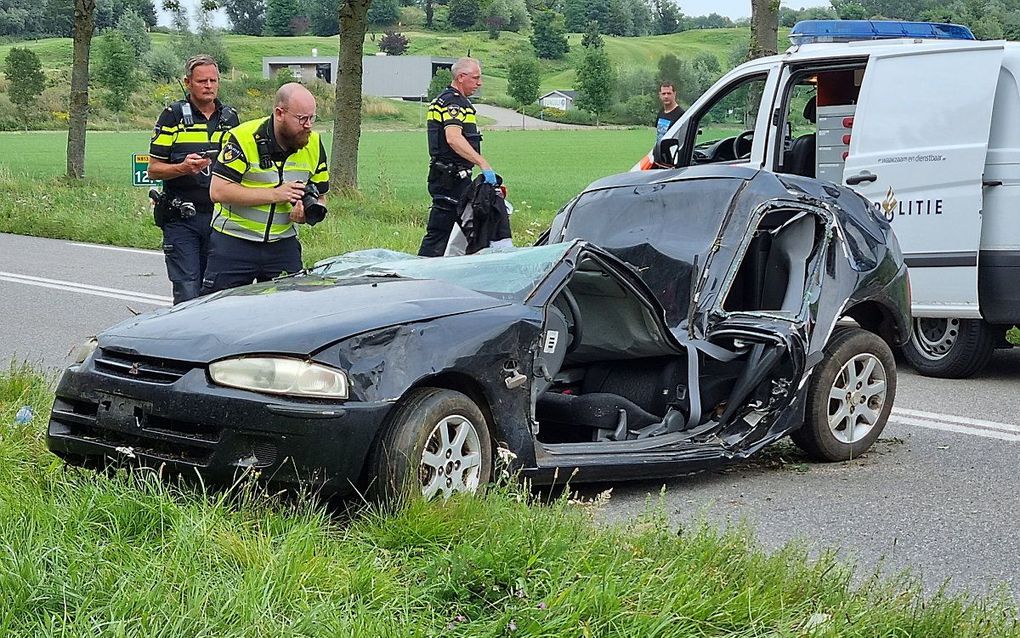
[759,215,817,313]
[783,96,816,178]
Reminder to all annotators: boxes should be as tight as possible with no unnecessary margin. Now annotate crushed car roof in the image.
[555,166,883,331]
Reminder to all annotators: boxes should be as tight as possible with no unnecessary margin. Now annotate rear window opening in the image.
[722,209,824,315]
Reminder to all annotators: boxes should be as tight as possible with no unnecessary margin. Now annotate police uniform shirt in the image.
[655,106,685,141]
[149,99,240,207]
[427,86,482,169]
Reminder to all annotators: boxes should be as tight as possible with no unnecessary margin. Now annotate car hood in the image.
[99,276,511,362]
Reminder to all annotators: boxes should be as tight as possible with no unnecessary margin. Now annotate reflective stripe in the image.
[212,117,324,242]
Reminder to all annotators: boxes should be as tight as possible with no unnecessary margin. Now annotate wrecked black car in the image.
[47,166,909,499]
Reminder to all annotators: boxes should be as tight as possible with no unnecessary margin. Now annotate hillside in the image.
[0,27,757,98]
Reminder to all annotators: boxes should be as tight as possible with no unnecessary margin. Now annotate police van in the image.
[644,19,1020,378]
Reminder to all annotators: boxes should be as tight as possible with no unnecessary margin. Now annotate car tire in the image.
[370,387,492,503]
[792,327,896,461]
[901,317,994,379]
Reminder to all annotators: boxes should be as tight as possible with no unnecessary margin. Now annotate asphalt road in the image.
[2,231,1018,600]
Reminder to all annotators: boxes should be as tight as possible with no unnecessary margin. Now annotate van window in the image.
[687,75,768,166]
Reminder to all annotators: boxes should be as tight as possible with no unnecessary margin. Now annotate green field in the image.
[0,128,654,262]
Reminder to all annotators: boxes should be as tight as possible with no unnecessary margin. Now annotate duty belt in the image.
[431,160,472,178]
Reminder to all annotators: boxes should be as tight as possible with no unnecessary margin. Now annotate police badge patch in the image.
[446,105,462,121]
[221,139,243,164]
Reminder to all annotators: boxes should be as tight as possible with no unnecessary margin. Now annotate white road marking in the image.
[68,242,161,256]
[0,271,171,306]
[890,407,1020,442]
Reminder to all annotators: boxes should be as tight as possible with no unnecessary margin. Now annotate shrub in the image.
[379,30,410,56]
[142,47,182,84]
[428,69,452,100]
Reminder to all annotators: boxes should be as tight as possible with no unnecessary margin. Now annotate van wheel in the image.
[901,317,994,379]
[370,388,492,503]
[793,327,896,461]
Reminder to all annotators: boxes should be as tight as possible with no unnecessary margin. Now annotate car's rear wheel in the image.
[901,317,995,379]
[793,327,896,461]
[371,387,492,503]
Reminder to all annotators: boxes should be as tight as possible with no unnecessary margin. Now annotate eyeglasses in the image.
[281,108,316,126]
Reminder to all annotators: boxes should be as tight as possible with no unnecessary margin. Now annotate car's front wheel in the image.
[371,387,492,503]
[901,317,995,379]
[793,327,896,461]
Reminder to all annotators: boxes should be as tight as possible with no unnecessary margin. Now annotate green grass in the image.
[0,128,653,263]
[2,365,1018,636]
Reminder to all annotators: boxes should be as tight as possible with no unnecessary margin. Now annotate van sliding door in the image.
[843,44,1003,317]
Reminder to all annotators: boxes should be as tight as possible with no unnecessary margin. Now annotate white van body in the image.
[644,37,1020,378]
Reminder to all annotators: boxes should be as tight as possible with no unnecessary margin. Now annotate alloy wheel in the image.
[827,352,888,444]
[419,414,483,498]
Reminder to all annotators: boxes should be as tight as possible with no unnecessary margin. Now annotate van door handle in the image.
[846,172,877,186]
[983,180,1003,187]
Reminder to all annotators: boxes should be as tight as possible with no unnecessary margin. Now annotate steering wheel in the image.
[557,287,583,353]
[731,129,755,160]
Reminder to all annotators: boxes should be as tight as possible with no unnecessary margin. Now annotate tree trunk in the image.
[424,0,433,28]
[66,0,96,179]
[749,0,779,60]
[330,0,371,193]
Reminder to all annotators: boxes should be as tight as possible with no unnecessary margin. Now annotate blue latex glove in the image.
[482,168,497,185]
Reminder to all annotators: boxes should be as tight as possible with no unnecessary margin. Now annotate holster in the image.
[152,193,172,228]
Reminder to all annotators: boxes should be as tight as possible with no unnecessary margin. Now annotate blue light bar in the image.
[790,20,975,46]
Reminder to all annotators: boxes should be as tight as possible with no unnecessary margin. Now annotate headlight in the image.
[208,357,349,399]
[70,337,99,365]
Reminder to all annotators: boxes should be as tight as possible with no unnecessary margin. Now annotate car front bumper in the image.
[46,350,392,494]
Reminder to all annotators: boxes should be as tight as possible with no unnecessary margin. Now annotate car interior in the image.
[774,66,866,180]
[533,209,823,446]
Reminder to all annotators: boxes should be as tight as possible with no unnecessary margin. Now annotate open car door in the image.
[843,43,1003,317]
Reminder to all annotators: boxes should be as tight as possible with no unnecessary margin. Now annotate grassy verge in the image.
[2,365,1018,636]
[0,128,652,263]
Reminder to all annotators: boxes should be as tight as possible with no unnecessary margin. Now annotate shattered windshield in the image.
[311,243,572,301]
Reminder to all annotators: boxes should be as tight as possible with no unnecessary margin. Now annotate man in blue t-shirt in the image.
[654,82,684,142]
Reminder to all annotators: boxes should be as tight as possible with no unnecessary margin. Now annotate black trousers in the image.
[200,231,303,295]
[418,164,471,257]
[162,209,213,305]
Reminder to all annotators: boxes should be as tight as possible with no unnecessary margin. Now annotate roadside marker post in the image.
[132,153,160,187]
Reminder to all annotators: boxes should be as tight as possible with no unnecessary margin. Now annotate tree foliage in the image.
[308,0,339,35]
[507,53,540,107]
[93,31,138,113]
[531,10,568,60]
[379,30,410,54]
[581,19,603,48]
[368,0,401,26]
[115,9,150,57]
[223,0,266,34]
[176,12,232,71]
[3,47,45,111]
[447,0,480,28]
[575,45,615,122]
[604,0,632,36]
[264,0,305,35]
[652,0,682,35]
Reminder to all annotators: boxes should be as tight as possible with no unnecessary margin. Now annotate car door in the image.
[842,43,1004,317]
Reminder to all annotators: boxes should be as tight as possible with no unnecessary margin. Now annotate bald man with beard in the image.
[203,82,330,295]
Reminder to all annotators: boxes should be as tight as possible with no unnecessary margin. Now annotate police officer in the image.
[418,57,496,257]
[202,82,329,294]
[148,54,240,304]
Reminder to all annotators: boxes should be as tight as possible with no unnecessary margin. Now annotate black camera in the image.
[301,182,327,226]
